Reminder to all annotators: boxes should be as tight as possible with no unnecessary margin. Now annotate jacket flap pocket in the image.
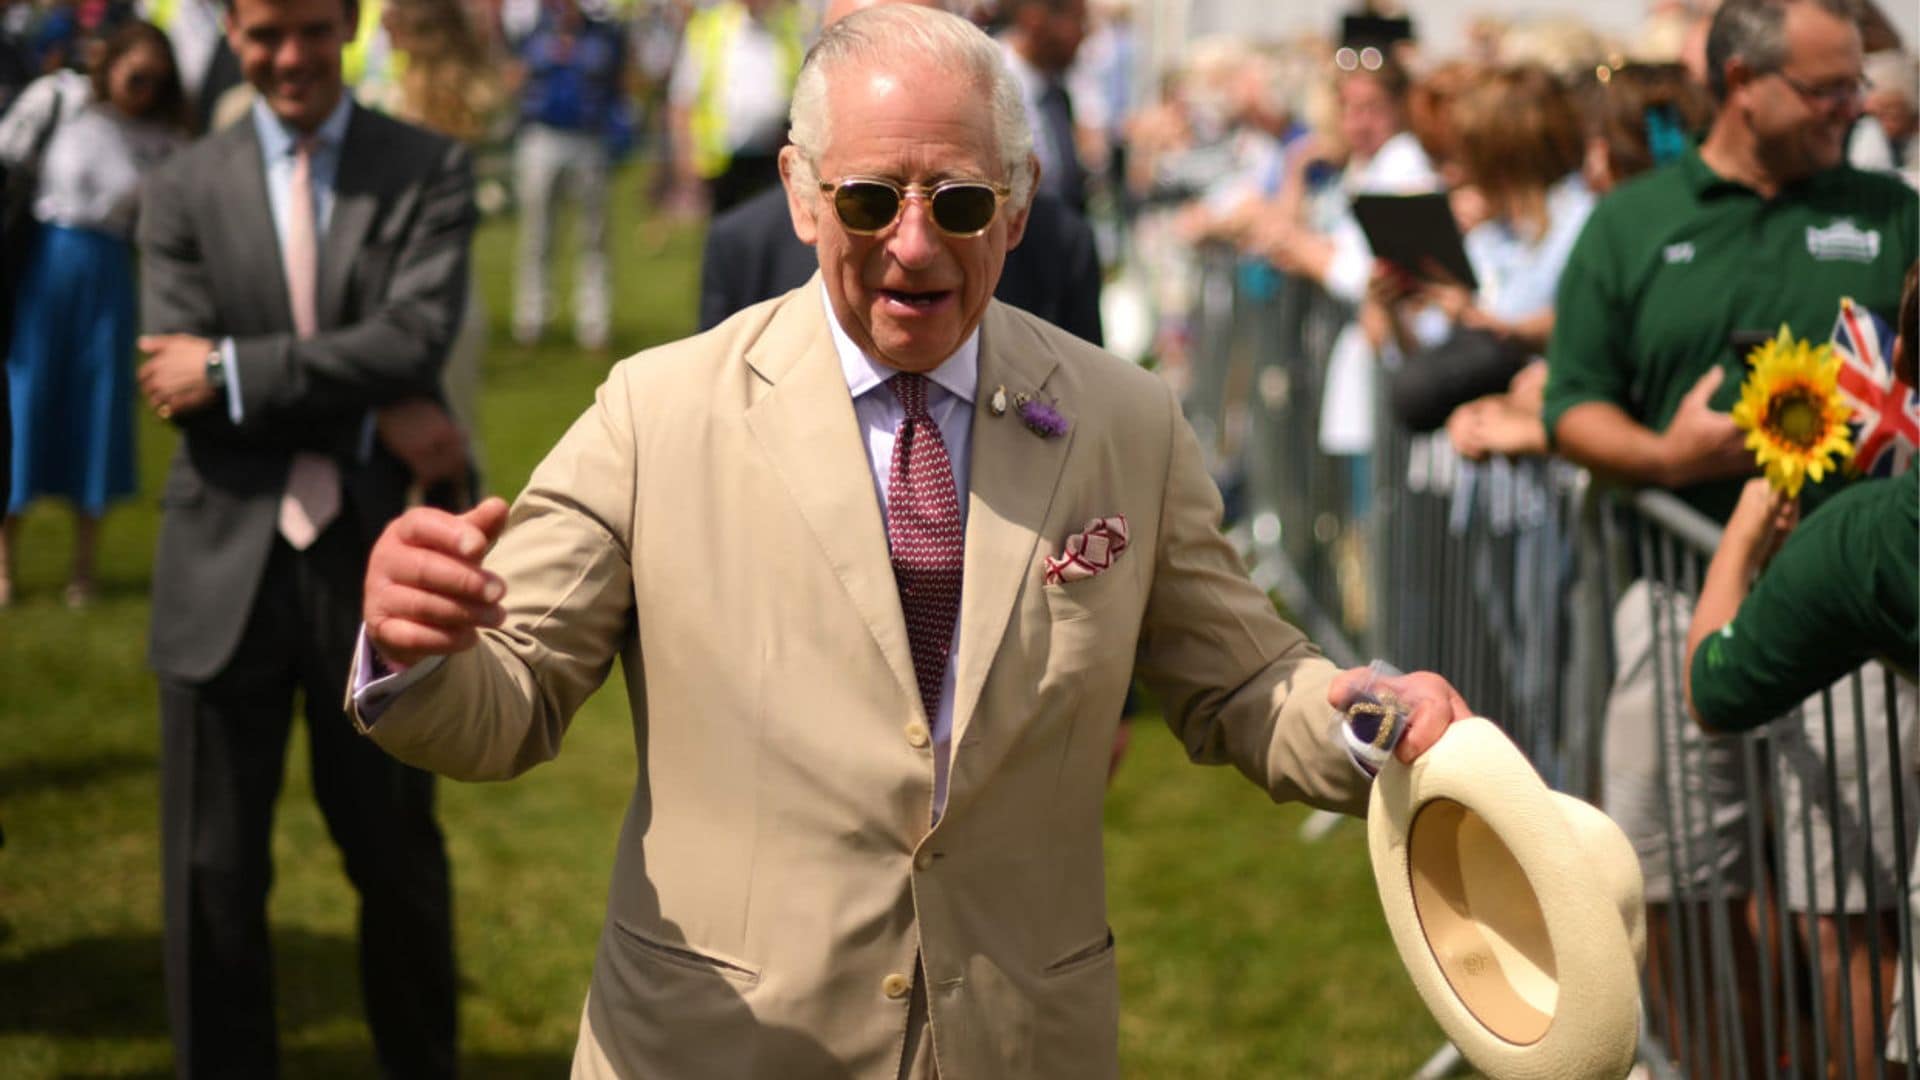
[611,920,762,985]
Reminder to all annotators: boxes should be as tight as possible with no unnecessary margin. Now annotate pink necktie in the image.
[278,136,340,550]
[886,373,964,717]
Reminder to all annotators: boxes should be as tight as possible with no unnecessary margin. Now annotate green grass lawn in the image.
[0,164,1461,1077]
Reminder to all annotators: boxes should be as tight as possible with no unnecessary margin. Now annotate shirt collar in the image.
[251,93,354,159]
[1680,145,1749,198]
[1681,142,1837,200]
[820,282,979,407]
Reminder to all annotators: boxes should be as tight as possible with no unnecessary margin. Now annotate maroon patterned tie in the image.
[887,373,964,717]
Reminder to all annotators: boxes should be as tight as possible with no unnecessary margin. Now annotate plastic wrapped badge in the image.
[1339,662,1412,774]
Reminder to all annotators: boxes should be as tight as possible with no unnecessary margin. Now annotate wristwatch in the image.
[204,349,227,394]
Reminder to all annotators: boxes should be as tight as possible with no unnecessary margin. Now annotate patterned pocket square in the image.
[1044,515,1129,585]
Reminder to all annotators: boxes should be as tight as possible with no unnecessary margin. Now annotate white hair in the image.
[788,5,1036,207]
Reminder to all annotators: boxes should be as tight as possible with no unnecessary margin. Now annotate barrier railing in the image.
[1618,489,1918,1080]
[1173,250,1919,1078]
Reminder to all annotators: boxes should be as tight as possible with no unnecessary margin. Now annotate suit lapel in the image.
[742,282,923,714]
[318,106,379,331]
[220,123,295,333]
[950,304,1070,749]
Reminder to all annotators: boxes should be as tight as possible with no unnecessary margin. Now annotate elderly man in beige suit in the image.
[351,6,1469,1078]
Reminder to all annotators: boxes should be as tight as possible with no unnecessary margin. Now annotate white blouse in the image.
[29,100,184,238]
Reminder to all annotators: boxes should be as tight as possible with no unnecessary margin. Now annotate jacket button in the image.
[882,972,913,1000]
[914,849,935,871]
[904,722,930,749]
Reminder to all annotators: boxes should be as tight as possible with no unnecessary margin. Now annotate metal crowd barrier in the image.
[1616,489,1918,1080]
[1173,250,1920,1078]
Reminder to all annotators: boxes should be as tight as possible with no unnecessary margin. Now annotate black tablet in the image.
[1350,192,1479,292]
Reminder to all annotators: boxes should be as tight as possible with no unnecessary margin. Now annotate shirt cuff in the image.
[1323,228,1373,306]
[349,625,445,728]
[220,338,243,424]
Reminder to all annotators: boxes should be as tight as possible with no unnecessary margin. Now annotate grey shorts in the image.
[1600,580,1917,912]
[1770,668,1918,913]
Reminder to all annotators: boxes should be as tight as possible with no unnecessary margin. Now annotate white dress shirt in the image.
[823,284,978,820]
[218,95,356,423]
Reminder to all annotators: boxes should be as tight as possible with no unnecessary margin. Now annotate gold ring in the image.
[157,402,173,420]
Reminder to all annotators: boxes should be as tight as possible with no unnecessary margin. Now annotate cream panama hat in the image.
[1368,717,1646,1080]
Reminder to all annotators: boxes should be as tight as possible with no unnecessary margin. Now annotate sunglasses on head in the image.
[818,175,1011,237]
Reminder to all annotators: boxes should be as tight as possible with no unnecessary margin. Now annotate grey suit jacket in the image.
[140,103,477,682]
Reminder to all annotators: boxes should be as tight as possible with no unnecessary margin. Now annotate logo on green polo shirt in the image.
[1806,221,1881,263]
[1664,242,1695,264]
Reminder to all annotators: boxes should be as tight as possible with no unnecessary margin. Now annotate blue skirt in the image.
[7,224,137,515]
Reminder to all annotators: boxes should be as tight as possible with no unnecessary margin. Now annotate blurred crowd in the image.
[1,0,1918,1074]
[2,0,1916,603]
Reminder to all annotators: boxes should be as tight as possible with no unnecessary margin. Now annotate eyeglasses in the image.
[1333,45,1385,72]
[817,175,1011,238]
[1773,70,1870,108]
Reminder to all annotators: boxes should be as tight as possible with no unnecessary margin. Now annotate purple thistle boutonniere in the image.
[1016,394,1068,439]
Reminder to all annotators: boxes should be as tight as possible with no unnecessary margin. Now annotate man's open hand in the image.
[377,398,469,487]
[365,497,510,668]
[1658,367,1752,488]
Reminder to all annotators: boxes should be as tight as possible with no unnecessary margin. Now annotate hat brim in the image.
[1368,717,1644,1080]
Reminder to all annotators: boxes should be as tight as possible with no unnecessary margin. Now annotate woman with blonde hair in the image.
[376,0,504,144]
[372,0,504,482]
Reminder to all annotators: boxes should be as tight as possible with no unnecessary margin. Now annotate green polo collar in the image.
[1679,144,1855,201]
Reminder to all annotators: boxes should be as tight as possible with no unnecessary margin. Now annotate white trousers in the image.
[514,123,611,348]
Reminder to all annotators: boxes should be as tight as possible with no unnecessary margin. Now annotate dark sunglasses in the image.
[818,175,1010,237]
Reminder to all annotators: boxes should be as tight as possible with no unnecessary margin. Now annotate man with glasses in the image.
[696,0,1104,345]
[1544,0,1916,1073]
[346,6,1470,1076]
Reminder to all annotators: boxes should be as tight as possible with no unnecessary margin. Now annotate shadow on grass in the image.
[0,927,367,1039]
[0,750,155,798]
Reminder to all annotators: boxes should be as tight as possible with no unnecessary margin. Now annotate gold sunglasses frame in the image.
[817,176,1013,238]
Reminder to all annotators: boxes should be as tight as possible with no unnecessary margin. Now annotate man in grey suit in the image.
[134,0,475,1071]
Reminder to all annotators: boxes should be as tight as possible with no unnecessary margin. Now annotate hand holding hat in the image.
[1329,663,1473,768]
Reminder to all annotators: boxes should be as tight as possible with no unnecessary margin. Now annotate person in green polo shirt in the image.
[1543,0,1917,1073]
[1544,56,1914,524]
[1687,471,1917,730]
[1686,263,1919,1071]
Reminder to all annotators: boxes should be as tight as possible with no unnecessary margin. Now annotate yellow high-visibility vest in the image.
[342,0,389,91]
[684,1,804,179]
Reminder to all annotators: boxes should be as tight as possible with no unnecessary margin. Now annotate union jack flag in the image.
[1831,297,1919,477]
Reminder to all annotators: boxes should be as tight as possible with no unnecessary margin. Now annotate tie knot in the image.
[889,372,932,420]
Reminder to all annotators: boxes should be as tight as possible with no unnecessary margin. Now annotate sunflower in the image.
[1729,325,1855,498]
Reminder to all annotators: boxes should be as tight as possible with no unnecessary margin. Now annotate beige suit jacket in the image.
[358,281,1370,1078]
